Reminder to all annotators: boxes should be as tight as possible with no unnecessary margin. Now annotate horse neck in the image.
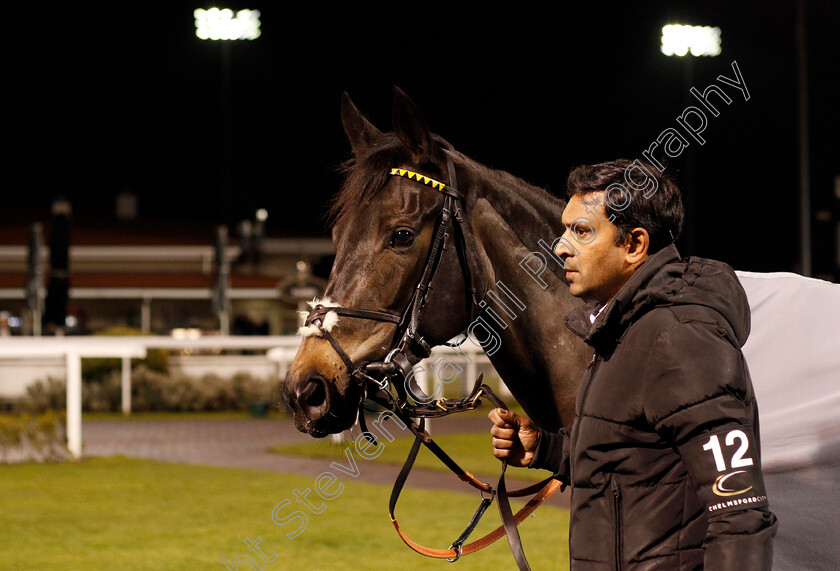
[459,159,589,430]
[471,166,565,257]
[460,157,572,306]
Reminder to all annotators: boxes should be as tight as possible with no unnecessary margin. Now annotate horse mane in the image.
[457,147,568,223]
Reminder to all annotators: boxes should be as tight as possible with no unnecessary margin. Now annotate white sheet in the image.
[736,271,840,469]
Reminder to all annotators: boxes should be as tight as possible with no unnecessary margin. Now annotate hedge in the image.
[23,367,281,414]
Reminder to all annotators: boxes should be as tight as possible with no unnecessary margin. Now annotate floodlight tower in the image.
[660,24,721,256]
[194,8,262,226]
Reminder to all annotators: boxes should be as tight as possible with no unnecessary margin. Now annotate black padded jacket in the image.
[530,244,778,570]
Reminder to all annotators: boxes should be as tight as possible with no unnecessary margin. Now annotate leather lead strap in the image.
[498,461,530,570]
[479,386,532,570]
[385,386,563,568]
[390,472,563,561]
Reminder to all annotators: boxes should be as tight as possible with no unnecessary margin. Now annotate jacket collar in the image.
[564,244,681,350]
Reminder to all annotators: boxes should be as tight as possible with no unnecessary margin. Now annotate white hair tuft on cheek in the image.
[297,324,322,338]
[321,310,339,332]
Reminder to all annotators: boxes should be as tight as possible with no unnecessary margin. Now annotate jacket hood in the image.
[565,244,751,350]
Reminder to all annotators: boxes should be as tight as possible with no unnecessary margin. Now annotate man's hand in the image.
[488,408,540,468]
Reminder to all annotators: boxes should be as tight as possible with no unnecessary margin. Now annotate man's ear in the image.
[624,227,650,264]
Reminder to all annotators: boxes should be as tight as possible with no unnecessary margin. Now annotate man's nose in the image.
[554,233,573,259]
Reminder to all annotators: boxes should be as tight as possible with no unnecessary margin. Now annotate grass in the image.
[0,457,569,570]
[272,425,552,484]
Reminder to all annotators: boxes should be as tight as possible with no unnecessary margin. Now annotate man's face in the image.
[555,192,634,305]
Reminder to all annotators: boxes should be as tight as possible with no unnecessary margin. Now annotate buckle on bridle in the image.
[469,387,485,407]
[382,348,401,365]
[356,368,390,391]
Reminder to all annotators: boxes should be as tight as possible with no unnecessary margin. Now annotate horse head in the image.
[282,88,478,437]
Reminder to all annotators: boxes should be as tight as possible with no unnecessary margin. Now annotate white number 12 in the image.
[702,430,754,472]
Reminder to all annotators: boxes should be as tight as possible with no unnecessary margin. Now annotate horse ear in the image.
[392,87,433,162]
[341,92,382,156]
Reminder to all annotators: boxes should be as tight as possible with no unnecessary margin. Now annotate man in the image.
[490,159,777,569]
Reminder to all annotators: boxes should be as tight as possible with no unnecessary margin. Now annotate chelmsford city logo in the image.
[708,494,767,514]
[712,470,753,497]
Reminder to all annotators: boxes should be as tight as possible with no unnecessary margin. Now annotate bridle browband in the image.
[300,152,561,571]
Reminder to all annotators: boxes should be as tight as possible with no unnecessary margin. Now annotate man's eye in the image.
[391,229,415,247]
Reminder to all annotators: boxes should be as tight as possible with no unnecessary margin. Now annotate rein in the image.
[302,155,563,570]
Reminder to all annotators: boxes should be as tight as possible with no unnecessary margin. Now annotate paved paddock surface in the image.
[81,415,571,509]
[764,461,840,570]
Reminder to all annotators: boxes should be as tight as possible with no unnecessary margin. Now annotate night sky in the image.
[5,1,839,275]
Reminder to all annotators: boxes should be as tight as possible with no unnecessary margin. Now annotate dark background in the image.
[5,1,839,276]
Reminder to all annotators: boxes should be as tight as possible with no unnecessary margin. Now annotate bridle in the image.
[303,152,478,400]
[300,151,563,570]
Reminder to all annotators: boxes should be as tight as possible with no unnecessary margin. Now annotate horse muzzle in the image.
[282,367,358,437]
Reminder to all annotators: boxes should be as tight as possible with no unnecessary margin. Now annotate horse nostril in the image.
[302,377,328,409]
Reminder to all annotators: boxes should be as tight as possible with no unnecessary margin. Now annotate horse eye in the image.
[391,229,415,247]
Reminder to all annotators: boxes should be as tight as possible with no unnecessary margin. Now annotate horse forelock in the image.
[328,133,461,227]
[328,135,413,226]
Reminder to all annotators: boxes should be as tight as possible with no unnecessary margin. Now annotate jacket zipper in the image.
[578,353,599,411]
[612,479,623,571]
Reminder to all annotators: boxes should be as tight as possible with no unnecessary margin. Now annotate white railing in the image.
[0,336,496,459]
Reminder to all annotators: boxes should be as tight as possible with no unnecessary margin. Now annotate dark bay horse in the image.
[283,88,591,437]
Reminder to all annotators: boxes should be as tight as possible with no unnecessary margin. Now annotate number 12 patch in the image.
[682,426,769,515]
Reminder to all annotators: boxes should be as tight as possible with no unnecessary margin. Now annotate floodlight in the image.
[661,24,721,57]
[195,7,261,40]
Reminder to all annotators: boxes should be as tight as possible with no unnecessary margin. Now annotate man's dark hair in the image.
[566,159,684,254]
